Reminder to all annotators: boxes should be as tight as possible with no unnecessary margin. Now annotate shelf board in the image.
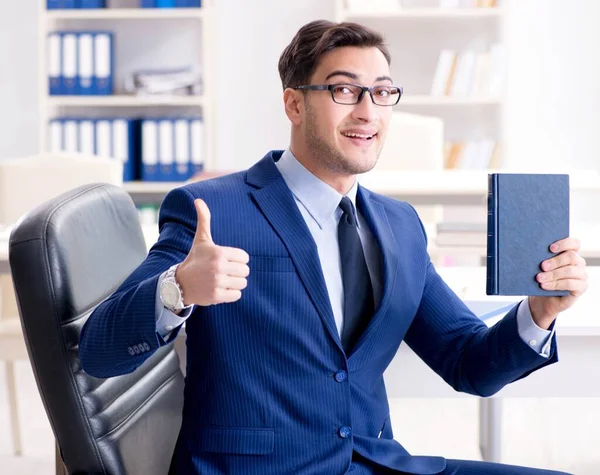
[124,181,185,194]
[360,169,600,196]
[399,96,501,106]
[343,7,504,20]
[47,95,204,107]
[123,170,600,198]
[45,8,204,21]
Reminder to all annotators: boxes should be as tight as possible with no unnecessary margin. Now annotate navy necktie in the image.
[338,196,374,353]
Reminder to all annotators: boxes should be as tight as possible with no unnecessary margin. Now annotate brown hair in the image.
[278,20,391,90]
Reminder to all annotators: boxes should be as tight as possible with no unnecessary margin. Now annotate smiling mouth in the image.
[341,132,378,142]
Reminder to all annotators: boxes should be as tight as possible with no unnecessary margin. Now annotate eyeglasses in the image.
[293,83,403,106]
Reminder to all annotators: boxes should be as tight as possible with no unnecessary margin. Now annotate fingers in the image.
[549,237,580,253]
[217,275,248,291]
[541,250,585,271]
[194,199,213,243]
[216,288,243,303]
[221,261,250,278]
[537,264,587,284]
[537,277,589,296]
[221,246,250,264]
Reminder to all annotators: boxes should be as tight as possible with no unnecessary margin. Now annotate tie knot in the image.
[339,196,357,226]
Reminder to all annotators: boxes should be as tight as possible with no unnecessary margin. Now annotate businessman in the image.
[79,20,588,475]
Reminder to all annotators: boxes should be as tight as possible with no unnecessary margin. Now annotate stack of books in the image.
[444,141,501,170]
[430,45,505,98]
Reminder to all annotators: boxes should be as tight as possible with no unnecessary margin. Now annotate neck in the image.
[289,139,356,196]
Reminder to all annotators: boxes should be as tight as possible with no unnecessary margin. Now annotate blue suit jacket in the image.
[79,150,558,474]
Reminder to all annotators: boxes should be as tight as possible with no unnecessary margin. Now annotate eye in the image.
[374,87,391,97]
[333,85,354,95]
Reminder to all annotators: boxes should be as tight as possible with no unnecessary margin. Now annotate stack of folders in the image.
[47,0,106,8]
[47,117,204,183]
[141,118,204,182]
[48,31,114,95]
[141,0,201,7]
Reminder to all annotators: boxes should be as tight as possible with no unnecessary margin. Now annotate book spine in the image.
[486,174,499,294]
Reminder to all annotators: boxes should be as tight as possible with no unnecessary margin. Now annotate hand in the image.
[529,237,588,329]
[175,199,250,306]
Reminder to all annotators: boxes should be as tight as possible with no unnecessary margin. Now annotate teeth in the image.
[343,132,374,139]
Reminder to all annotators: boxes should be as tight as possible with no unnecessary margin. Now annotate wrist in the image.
[174,262,192,307]
[528,297,557,330]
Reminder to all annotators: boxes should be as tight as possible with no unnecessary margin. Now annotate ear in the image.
[283,88,304,126]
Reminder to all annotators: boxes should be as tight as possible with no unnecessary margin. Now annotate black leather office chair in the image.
[8,183,184,475]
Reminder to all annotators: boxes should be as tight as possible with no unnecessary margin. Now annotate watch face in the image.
[161,281,180,308]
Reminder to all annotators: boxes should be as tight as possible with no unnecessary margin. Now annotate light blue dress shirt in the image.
[155,148,554,357]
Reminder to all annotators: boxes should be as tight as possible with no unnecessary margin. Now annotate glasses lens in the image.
[331,84,363,104]
[372,86,401,106]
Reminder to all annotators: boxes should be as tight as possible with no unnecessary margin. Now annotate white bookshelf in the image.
[45,7,204,20]
[47,95,205,107]
[38,0,216,187]
[344,7,504,20]
[399,95,501,106]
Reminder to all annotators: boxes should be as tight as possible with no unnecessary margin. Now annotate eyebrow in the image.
[324,70,393,83]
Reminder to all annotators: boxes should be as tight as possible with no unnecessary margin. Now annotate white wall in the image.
[0,2,39,159]
[503,0,600,223]
[213,0,334,170]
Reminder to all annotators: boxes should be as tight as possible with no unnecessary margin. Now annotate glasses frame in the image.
[293,83,403,106]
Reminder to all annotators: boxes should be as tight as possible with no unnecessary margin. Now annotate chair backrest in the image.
[9,183,184,475]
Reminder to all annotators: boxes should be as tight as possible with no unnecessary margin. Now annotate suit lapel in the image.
[247,153,342,352]
[348,186,399,360]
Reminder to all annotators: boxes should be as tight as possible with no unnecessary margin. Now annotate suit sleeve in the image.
[403,207,559,398]
[79,186,198,378]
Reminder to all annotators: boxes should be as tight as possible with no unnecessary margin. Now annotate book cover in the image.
[486,173,570,296]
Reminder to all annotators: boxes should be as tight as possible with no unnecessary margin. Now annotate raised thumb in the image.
[193,198,212,243]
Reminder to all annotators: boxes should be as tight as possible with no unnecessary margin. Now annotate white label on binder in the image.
[113,120,128,163]
[175,119,189,165]
[48,120,62,153]
[190,119,203,165]
[64,120,78,153]
[62,34,77,80]
[142,121,158,166]
[48,34,61,79]
[78,34,94,88]
[96,120,112,159]
[159,120,174,165]
[79,120,95,155]
[94,34,111,80]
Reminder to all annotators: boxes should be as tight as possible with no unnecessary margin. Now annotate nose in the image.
[351,91,377,123]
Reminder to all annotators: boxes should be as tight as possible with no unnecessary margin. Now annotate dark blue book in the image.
[486,173,570,296]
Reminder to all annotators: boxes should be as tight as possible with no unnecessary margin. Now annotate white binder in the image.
[142,120,159,180]
[78,33,94,93]
[94,33,112,94]
[63,119,78,154]
[190,118,204,173]
[48,120,63,153]
[174,118,190,179]
[62,33,78,94]
[95,119,112,159]
[79,120,95,155]
[159,119,174,180]
[48,33,62,94]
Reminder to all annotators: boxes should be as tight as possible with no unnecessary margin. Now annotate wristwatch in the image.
[160,264,186,312]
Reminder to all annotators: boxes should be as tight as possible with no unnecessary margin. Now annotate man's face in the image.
[301,46,394,176]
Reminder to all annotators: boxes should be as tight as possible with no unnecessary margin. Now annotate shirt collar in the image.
[275,148,359,229]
